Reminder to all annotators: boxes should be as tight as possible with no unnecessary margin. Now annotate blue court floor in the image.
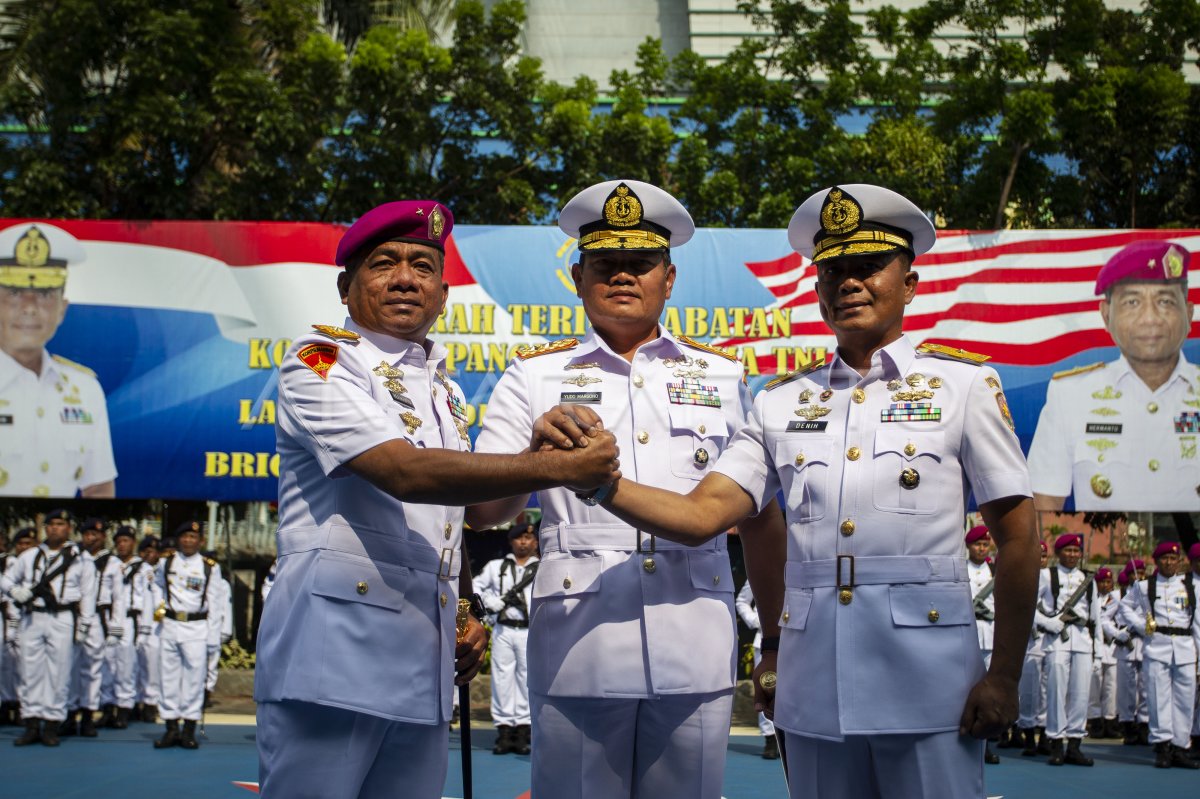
[0,718,1197,798]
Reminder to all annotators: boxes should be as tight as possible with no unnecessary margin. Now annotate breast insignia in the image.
[1051,362,1105,380]
[765,359,826,391]
[915,342,990,365]
[515,338,579,360]
[51,354,97,377]
[312,324,361,343]
[677,335,739,364]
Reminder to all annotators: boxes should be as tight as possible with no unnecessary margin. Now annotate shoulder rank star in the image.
[516,338,579,360]
[312,324,361,342]
[915,342,990,365]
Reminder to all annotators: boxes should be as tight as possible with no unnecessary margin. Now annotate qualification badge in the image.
[297,343,339,380]
[400,412,423,435]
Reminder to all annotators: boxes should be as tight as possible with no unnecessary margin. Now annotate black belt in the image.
[163,609,207,622]
[126,610,141,619]
[31,602,79,615]
[497,618,528,629]
[1156,626,1191,636]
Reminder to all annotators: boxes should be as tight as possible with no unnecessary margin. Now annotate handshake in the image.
[531,403,620,495]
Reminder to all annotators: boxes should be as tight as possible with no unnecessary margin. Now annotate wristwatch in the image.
[575,480,615,507]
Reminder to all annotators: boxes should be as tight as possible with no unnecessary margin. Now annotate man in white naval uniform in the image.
[254,200,617,799]
[1029,239,1198,511]
[107,525,148,729]
[5,510,95,747]
[65,517,123,737]
[153,521,220,750]
[468,179,787,799]
[1034,533,1101,766]
[1017,541,1052,757]
[0,222,116,498]
[1089,566,1120,738]
[599,184,1041,798]
[1190,542,1200,750]
[965,525,1000,763]
[735,580,778,759]
[473,522,539,755]
[135,535,162,722]
[1118,541,1200,768]
[205,555,233,705]
[0,527,36,725]
[1114,560,1151,745]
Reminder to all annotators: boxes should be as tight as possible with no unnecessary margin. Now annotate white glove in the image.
[3,623,16,646]
[1114,631,1130,643]
[1041,617,1065,635]
[75,627,88,645]
[8,586,33,605]
[221,633,232,644]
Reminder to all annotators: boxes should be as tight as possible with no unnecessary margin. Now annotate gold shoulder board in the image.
[1052,362,1105,380]
[516,338,579,360]
[51,354,97,378]
[764,359,825,391]
[312,324,361,342]
[677,335,739,363]
[205,557,217,567]
[916,342,990,365]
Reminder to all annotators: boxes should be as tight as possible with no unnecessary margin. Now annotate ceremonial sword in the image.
[456,599,474,799]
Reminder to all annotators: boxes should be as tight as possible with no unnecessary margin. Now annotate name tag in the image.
[1085,423,1122,434]
[560,392,601,404]
[787,421,828,432]
[0,415,11,425]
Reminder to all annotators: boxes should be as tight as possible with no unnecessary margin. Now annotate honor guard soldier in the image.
[468,179,787,799]
[153,521,220,750]
[65,517,123,736]
[735,580,779,759]
[966,526,1000,763]
[135,535,162,722]
[595,184,1040,799]
[1017,542,1052,756]
[1114,560,1151,745]
[2,527,39,724]
[6,509,95,746]
[201,549,233,707]
[254,200,616,799]
[1190,543,1200,750]
[1029,240,1198,511]
[1035,533,1100,765]
[1089,566,1120,738]
[1118,541,1200,768]
[473,521,540,755]
[0,222,116,498]
[108,525,149,728]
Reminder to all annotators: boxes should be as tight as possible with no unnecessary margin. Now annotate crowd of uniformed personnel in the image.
[0,513,233,749]
[969,529,1200,770]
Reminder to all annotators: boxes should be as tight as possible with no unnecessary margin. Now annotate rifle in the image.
[972,576,996,623]
[1037,570,1095,642]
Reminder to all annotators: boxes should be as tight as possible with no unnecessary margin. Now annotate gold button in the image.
[563,577,572,589]
[900,468,921,489]
[782,610,790,622]
[852,388,866,404]
[439,592,447,607]
[839,588,853,605]
[840,519,855,537]
[643,557,656,574]
[1149,460,1160,472]
[633,375,644,388]
[903,442,916,457]
[847,446,861,461]
[712,575,720,586]
[637,431,649,444]
[928,377,943,388]
[694,447,710,465]
[928,609,940,623]
[698,424,706,434]
[1147,402,1158,414]
[820,389,833,401]
[356,581,368,595]
[37,407,44,418]
[795,452,805,466]
[1090,474,1112,498]
[40,461,49,473]
[444,523,453,540]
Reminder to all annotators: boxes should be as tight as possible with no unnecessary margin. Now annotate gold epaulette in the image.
[1052,362,1105,380]
[205,557,217,568]
[516,338,579,360]
[677,335,739,363]
[51,354,97,377]
[312,324,360,342]
[764,359,825,391]
[916,342,990,365]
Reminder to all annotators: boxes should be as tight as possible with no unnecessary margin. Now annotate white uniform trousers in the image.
[109,630,139,708]
[1193,685,1200,737]
[1117,655,1147,723]
[783,730,985,799]
[530,689,733,799]
[69,622,105,711]
[1088,661,1117,720]
[751,645,774,736]
[18,609,75,721]
[1017,652,1047,728]
[258,700,448,799]
[489,623,530,727]
[1046,649,1092,738]
[158,627,207,721]
[206,643,221,692]
[0,635,18,703]
[137,632,161,706]
[1144,657,1197,747]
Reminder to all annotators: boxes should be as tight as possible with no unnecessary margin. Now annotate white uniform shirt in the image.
[8,542,95,623]
[1094,589,1120,664]
[1118,574,1199,666]
[116,556,151,634]
[86,549,127,627]
[474,554,539,625]
[1034,565,1101,654]
[713,335,1031,739]
[735,581,763,649]
[1028,355,1200,511]
[155,552,222,642]
[968,559,995,651]
[0,349,116,497]
[255,318,470,724]
[476,328,748,698]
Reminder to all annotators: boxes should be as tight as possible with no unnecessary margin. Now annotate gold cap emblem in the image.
[429,207,445,240]
[0,226,69,289]
[820,188,862,236]
[1165,245,1185,278]
[604,183,643,228]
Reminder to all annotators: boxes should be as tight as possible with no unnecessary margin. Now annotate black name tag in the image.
[787,421,828,432]
[1085,423,1122,435]
[560,392,602,404]
[0,415,11,425]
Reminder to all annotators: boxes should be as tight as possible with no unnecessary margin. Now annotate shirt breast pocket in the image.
[667,405,729,480]
[872,429,943,514]
[773,437,832,522]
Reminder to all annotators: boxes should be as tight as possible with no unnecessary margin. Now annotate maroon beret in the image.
[1096,567,1113,580]
[1152,541,1182,559]
[1094,240,1189,295]
[1117,571,1130,586]
[1189,543,1200,561]
[335,200,454,266]
[1054,533,1083,551]
[1039,541,1048,553]
[965,525,990,544]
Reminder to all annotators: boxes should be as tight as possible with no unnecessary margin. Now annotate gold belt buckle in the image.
[636,532,656,554]
[836,554,855,604]
[438,547,455,581]
[174,611,188,622]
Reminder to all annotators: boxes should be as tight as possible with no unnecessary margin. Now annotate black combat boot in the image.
[179,720,199,750]
[1086,717,1101,738]
[1170,744,1200,769]
[1036,726,1052,755]
[1046,738,1065,766]
[13,718,40,746]
[997,724,1020,749]
[984,744,1000,764]
[1102,717,1121,739]
[79,709,98,737]
[113,707,130,730]
[1064,738,1093,766]
[1137,722,1150,745]
[141,703,158,723]
[99,704,117,728]
[1123,720,1139,745]
[762,735,779,759]
[1155,741,1173,768]
[1020,727,1038,757]
[57,709,79,737]
[513,724,531,756]
[154,719,180,749]
[492,725,514,755]
[40,719,60,747]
